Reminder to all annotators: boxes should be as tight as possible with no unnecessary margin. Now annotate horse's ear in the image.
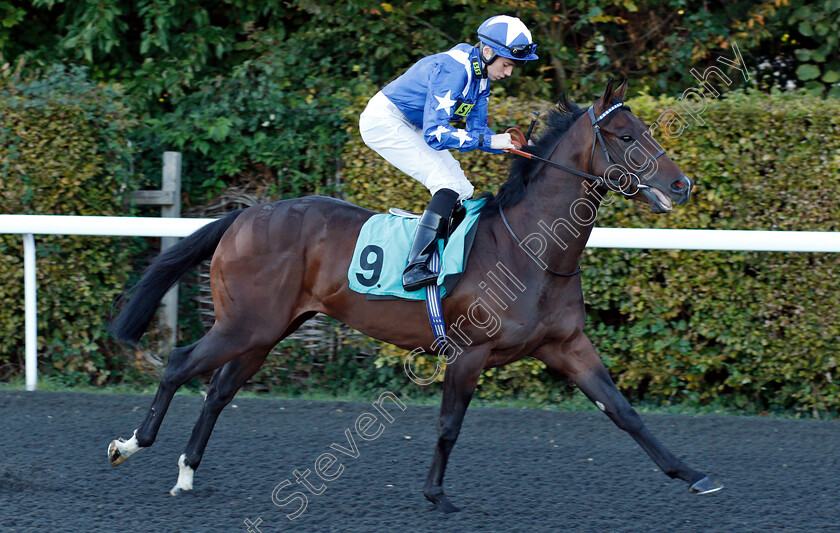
[597,78,616,113]
[613,77,628,102]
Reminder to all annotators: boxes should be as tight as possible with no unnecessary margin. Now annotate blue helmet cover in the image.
[477,15,539,61]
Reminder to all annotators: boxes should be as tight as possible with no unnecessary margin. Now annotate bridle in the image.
[587,103,666,194]
[508,102,666,198]
[500,101,666,277]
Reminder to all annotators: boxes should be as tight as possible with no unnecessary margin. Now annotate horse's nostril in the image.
[671,176,693,192]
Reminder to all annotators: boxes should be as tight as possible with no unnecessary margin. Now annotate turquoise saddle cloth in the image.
[348,198,486,300]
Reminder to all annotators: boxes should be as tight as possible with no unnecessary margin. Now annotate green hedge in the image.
[344,89,840,415]
[139,42,376,203]
[3,68,837,416]
[0,66,144,385]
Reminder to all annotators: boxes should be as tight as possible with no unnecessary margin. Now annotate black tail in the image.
[109,209,246,344]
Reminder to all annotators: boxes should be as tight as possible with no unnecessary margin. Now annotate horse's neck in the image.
[507,156,602,274]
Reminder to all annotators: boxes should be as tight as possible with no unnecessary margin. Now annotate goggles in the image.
[477,34,537,58]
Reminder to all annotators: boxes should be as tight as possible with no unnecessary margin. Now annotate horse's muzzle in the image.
[670,175,693,205]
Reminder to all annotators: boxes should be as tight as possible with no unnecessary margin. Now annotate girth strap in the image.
[424,250,447,341]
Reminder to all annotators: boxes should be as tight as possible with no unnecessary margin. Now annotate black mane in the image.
[479,94,587,217]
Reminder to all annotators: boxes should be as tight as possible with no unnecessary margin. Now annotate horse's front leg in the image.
[423,345,489,514]
[534,335,722,494]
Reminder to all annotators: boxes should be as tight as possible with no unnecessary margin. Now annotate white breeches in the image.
[359,91,475,201]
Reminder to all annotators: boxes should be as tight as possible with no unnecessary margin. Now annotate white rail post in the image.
[23,233,37,391]
[159,152,182,351]
[131,152,182,351]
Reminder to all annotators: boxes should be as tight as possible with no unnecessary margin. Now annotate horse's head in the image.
[588,78,693,213]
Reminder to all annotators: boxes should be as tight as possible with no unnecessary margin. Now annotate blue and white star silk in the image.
[434,91,456,115]
[379,43,501,154]
[451,129,472,147]
[429,125,450,142]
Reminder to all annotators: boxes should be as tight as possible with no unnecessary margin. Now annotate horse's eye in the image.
[621,135,633,142]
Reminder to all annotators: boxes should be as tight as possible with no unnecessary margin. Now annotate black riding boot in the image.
[402,210,446,291]
[402,188,459,291]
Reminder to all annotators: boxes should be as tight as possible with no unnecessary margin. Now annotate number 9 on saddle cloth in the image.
[348,198,484,301]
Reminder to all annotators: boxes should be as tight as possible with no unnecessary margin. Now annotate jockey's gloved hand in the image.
[490,133,516,150]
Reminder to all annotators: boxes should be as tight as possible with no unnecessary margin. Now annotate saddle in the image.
[384,203,469,343]
[388,203,467,243]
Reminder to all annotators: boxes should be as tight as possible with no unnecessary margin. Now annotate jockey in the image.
[359,15,539,291]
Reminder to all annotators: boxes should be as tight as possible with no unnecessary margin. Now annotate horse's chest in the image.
[493,295,584,349]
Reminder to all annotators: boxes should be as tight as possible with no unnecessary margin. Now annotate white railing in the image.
[2,215,212,391]
[2,213,840,391]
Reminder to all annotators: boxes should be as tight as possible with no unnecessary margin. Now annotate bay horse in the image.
[108,79,722,513]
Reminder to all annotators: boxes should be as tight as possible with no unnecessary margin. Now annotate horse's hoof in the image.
[169,481,193,497]
[689,476,723,494]
[169,454,194,496]
[425,492,460,514]
[436,498,461,514]
[108,438,127,467]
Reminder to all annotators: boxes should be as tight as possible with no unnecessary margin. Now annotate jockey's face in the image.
[482,46,517,81]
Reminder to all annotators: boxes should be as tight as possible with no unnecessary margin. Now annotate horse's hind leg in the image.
[168,347,270,495]
[169,311,317,494]
[534,336,723,494]
[108,325,267,467]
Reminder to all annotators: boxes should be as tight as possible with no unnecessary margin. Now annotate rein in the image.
[498,102,663,278]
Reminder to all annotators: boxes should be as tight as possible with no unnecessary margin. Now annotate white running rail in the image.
[2,214,839,391]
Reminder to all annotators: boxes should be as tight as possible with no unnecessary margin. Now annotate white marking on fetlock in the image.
[109,430,143,465]
[595,401,606,411]
[169,454,194,496]
[116,430,142,458]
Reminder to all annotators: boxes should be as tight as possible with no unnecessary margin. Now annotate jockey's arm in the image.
[421,64,498,153]
[465,95,504,154]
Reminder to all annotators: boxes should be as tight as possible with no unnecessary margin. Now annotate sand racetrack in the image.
[1,390,838,532]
